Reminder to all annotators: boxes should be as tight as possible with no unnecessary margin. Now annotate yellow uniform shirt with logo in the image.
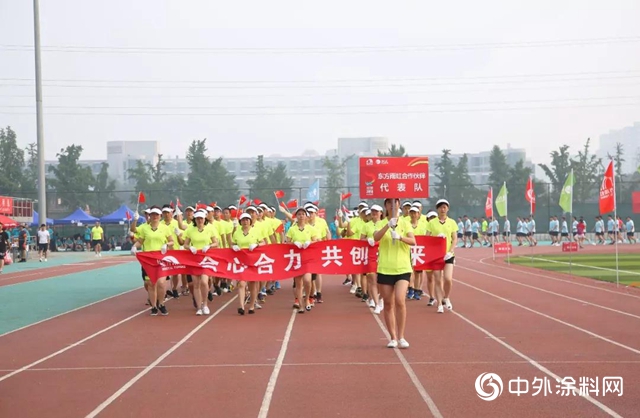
[162,219,180,250]
[138,224,172,252]
[220,220,234,248]
[312,217,329,240]
[362,219,388,239]
[348,217,364,240]
[427,217,459,253]
[255,220,273,242]
[376,220,413,275]
[185,225,216,250]
[286,224,318,243]
[91,226,103,240]
[232,226,263,249]
[409,220,429,236]
[203,222,222,244]
[209,220,226,247]
[134,223,149,251]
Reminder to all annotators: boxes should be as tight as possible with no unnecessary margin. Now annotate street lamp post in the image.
[33,0,47,224]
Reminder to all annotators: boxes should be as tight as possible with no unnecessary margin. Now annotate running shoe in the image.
[275,281,281,290]
[158,305,168,316]
[437,305,444,314]
[202,306,210,315]
[150,307,158,316]
[349,284,357,294]
[171,289,179,299]
[315,292,323,303]
[398,338,410,349]
[427,298,436,306]
[196,309,203,316]
[407,289,415,300]
[387,340,398,348]
[443,298,453,310]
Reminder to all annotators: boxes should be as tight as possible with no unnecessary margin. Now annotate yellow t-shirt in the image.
[185,225,216,250]
[134,223,148,251]
[376,220,413,275]
[313,217,329,240]
[409,220,429,236]
[162,219,180,250]
[348,217,363,240]
[270,217,283,243]
[361,219,388,239]
[427,217,459,253]
[138,224,172,252]
[91,226,103,240]
[219,220,233,248]
[232,226,262,249]
[286,224,318,244]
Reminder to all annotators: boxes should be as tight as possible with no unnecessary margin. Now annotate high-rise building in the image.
[598,122,640,174]
[106,141,159,186]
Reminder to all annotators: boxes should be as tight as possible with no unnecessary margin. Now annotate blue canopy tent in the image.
[31,211,54,227]
[100,204,137,224]
[54,208,99,225]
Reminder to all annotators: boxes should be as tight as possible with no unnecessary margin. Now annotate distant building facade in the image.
[598,122,640,174]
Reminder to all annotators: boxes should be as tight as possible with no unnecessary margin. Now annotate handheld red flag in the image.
[340,192,352,201]
[599,160,615,215]
[239,195,247,206]
[274,190,285,199]
[138,192,146,204]
[253,198,262,205]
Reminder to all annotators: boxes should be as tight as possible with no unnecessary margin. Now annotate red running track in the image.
[1,246,639,417]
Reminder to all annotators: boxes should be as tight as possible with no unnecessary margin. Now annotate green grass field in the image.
[509,253,640,286]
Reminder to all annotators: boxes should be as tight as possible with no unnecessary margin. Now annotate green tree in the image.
[488,145,510,193]
[127,160,152,205]
[92,162,120,215]
[322,155,348,214]
[265,162,294,203]
[571,138,601,203]
[246,156,269,200]
[448,154,480,208]
[22,142,38,198]
[0,126,26,195]
[607,142,625,180]
[48,145,94,210]
[434,149,454,198]
[184,139,238,206]
[538,144,572,203]
[247,156,295,204]
[378,144,407,157]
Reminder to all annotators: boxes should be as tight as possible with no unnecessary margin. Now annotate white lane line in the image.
[527,257,640,276]
[0,288,141,338]
[453,310,623,418]
[456,279,640,355]
[0,303,151,383]
[85,296,237,418]
[370,310,443,418]
[257,310,297,418]
[456,265,640,320]
[468,256,640,300]
[0,260,134,285]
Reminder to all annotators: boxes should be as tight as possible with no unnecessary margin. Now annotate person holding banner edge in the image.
[427,199,458,314]
[285,207,319,313]
[232,212,266,315]
[374,198,416,349]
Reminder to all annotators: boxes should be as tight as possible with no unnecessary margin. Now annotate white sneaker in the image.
[196,309,203,316]
[255,302,263,309]
[443,298,453,310]
[368,299,376,308]
[398,338,410,349]
[202,306,210,315]
[350,284,357,294]
[374,305,383,315]
[387,340,398,348]
[437,305,444,314]
[44,258,47,262]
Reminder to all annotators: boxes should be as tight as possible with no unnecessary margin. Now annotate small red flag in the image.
[170,201,175,209]
[210,202,217,208]
[286,199,298,209]
[253,198,262,205]
[525,177,536,215]
[125,211,132,220]
[485,188,493,218]
[176,198,182,208]
[599,160,615,215]
[275,223,284,234]
[340,192,352,201]
[274,190,285,199]
[138,192,146,204]
[196,203,207,210]
[239,195,247,206]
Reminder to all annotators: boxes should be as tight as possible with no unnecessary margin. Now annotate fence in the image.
[27,180,639,227]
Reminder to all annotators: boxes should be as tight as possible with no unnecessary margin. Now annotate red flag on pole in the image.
[340,192,352,201]
[599,160,616,214]
[526,177,536,215]
[485,188,493,218]
[138,192,146,204]
[238,195,247,206]
[274,190,285,199]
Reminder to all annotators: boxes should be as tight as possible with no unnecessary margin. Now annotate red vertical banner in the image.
[359,157,429,199]
[599,161,615,215]
[0,196,13,215]
[485,188,493,218]
[526,177,536,214]
[632,191,640,214]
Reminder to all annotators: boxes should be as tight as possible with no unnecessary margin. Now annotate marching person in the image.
[374,198,416,349]
[231,212,266,315]
[183,210,219,316]
[285,207,318,313]
[361,204,385,314]
[427,199,458,314]
[131,206,174,316]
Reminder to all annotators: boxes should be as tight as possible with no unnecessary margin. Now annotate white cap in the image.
[436,199,450,208]
[246,206,257,212]
[409,206,420,213]
[359,207,368,214]
[194,211,206,219]
[143,208,151,214]
[307,206,318,213]
[228,205,238,210]
[358,201,368,208]
[364,209,371,215]
[239,213,251,221]
[206,206,214,212]
[402,201,412,207]
[412,201,423,207]
[185,206,195,211]
[162,207,173,213]
[149,208,162,215]
[370,204,383,212]
[426,211,437,218]
[295,207,309,216]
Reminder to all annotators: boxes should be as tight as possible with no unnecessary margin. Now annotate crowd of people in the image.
[127,198,459,349]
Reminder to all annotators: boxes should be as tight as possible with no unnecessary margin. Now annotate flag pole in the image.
[504,181,510,265]
[613,162,620,288]
[491,187,495,261]
[568,168,573,277]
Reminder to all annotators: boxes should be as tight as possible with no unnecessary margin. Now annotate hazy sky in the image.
[1,0,640,165]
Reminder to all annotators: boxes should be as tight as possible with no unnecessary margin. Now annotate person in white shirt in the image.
[37,224,50,262]
[626,217,636,244]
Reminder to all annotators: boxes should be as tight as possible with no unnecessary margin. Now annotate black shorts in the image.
[141,267,148,282]
[38,243,48,252]
[492,232,498,237]
[472,233,478,240]
[464,232,472,237]
[628,232,635,237]
[596,232,603,237]
[0,251,5,258]
[91,240,101,248]
[377,272,411,286]
[186,275,193,283]
[550,231,558,237]
[561,232,568,237]
[311,273,318,281]
[502,232,510,236]
[457,233,463,238]
[445,256,455,265]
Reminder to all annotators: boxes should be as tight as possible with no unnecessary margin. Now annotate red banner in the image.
[599,161,615,215]
[359,157,429,199]
[562,242,579,252]
[633,191,640,214]
[136,236,446,284]
[485,188,493,219]
[0,196,13,215]
[493,242,512,254]
[526,177,536,215]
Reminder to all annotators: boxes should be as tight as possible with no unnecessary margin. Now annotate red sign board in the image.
[0,196,13,215]
[493,242,513,254]
[633,191,640,214]
[562,242,579,252]
[359,157,429,199]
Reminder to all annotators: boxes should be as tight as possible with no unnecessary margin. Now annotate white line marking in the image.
[257,310,297,418]
[85,296,237,418]
[527,256,640,276]
[456,265,640,320]
[0,288,141,338]
[0,302,150,383]
[456,279,640,355]
[0,259,133,285]
[453,310,623,418]
[468,256,640,300]
[370,309,443,418]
